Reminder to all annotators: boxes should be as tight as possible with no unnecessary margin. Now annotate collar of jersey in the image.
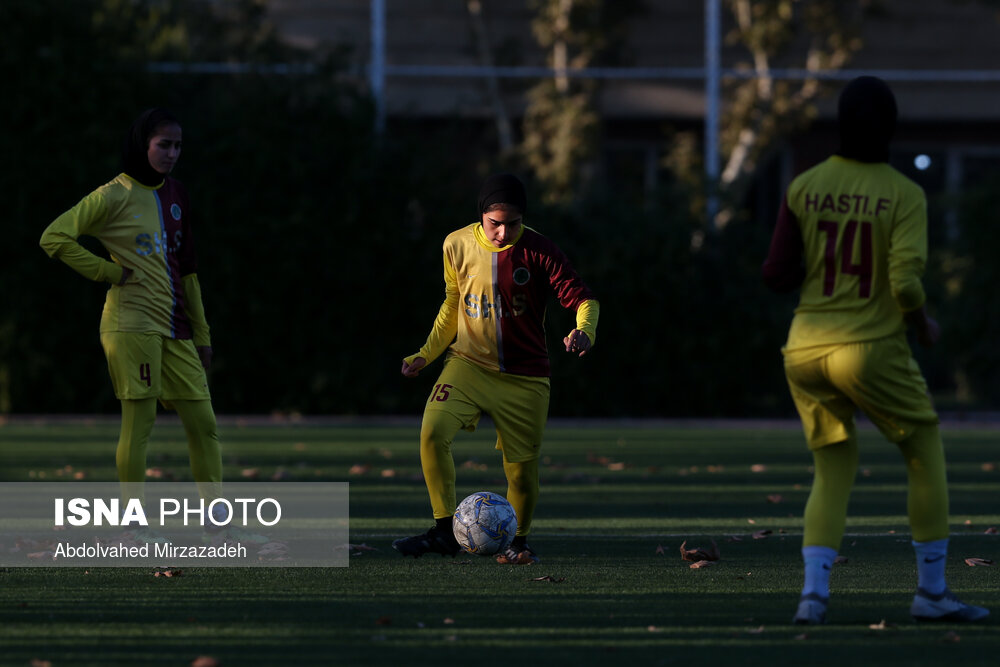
[122,172,165,190]
[473,222,524,252]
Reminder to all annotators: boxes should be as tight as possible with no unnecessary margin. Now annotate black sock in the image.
[511,535,527,549]
[434,517,452,531]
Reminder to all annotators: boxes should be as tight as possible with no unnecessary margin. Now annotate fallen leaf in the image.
[964,557,994,567]
[29,660,53,667]
[690,560,715,569]
[654,544,665,555]
[348,464,371,475]
[747,625,765,634]
[751,529,773,540]
[834,556,849,565]
[153,567,183,578]
[794,633,808,640]
[747,519,756,525]
[647,625,661,632]
[982,462,996,472]
[942,630,961,643]
[375,616,392,626]
[766,494,783,504]
[750,464,767,473]
[726,535,743,542]
[191,657,220,667]
[528,575,566,583]
[868,619,895,630]
[679,539,720,562]
[240,468,259,479]
[380,469,396,478]
[443,618,456,625]
[984,527,998,535]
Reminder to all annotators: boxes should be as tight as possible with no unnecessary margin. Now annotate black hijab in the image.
[477,173,527,215]
[121,108,180,186]
[837,76,897,164]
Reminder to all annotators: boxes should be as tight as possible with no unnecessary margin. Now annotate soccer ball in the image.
[452,491,517,555]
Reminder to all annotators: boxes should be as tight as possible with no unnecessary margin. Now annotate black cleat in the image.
[392,525,462,558]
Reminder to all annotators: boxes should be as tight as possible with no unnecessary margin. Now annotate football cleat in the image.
[792,592,828,625]
[495,543,539,565]
[392,526,461,558]
[911,588,989,622]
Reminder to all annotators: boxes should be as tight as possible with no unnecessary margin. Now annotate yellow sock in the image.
[502,457,539,537]
[116,398,157,506]
[419,411,462,520]
[172,399,224,499]
[803,436,859,550]
[898,423,949,542]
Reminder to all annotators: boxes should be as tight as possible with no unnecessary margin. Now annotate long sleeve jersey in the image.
[762,155,927,357]
[40,173,210,344]
[408,222,599,377]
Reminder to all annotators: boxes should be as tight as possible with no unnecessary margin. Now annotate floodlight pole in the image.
[704,0,721,229]
[371,0,386,134]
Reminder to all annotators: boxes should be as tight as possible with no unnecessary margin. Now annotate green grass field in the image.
[1,418,998,666]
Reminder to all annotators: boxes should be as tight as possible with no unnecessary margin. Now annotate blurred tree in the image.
[667,0,874,227]
[521,0,643,204]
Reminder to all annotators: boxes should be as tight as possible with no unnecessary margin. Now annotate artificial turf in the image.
[0,418,997,666]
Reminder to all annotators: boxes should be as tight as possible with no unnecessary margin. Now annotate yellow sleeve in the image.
[575,299,600,345]
[403,249,460,366]
[39,189,124,285]
[181,273,212,347]
[888,191,927,313]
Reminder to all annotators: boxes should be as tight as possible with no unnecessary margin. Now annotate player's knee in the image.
[420,416,456,450]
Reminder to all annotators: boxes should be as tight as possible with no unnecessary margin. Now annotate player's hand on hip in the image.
[402,357,426,377]
[564,330,591,357]
[196,346,213,370]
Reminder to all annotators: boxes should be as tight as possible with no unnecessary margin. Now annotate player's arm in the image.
[542,244,598,355]
[402,250,460,376]
[890,191,936,346]
[181,274,213,367]
[176,198,213,367]
[762,193,805,293]
[39,190,127,285]
[564,299,599,356]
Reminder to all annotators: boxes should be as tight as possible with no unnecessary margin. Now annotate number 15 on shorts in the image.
[430,383,452,403]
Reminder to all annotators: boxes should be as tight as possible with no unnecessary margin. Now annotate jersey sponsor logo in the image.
[135,230,183,256]
[170,203,182,221]
[513,267,530,285]
[464,293,527,319]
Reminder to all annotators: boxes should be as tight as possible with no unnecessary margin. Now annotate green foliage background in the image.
[1,0,994,417]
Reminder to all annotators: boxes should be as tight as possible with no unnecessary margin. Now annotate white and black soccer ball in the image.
[452,491,518,555]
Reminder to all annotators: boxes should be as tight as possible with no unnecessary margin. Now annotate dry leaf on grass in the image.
[766,494,783,504]
[679,539,720,562]
[747,625,765,634]
[690,560,715,569]
[654,544,665,555]
[868,619,896,630]
[30,660,53,667]
[528,575,566,583]
[191,657,220,667]
[834,556,849,565]
[751,530,773,540]
[794,633,808,640]
[375,615,392,626]
[942,630,961,643]
[984,527,998,535]
[964,557,995,567]
[153,567,183,578]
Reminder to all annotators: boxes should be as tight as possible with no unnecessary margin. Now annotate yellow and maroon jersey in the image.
[763,156,927,355]
[40,173,203,340]
[411,222,597,377]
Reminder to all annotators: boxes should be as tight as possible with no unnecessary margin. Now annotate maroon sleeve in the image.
[544,242,595,311]
[762,193,805,293]
[175,183,198,276]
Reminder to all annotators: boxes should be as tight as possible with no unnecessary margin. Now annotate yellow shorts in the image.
[100,332,211,403]
[784,333,938,449]
[424,356,550,463]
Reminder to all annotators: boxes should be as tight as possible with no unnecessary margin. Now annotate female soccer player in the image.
[393,173,599,565]
[40,108,223,510]
[764,77,988,624]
